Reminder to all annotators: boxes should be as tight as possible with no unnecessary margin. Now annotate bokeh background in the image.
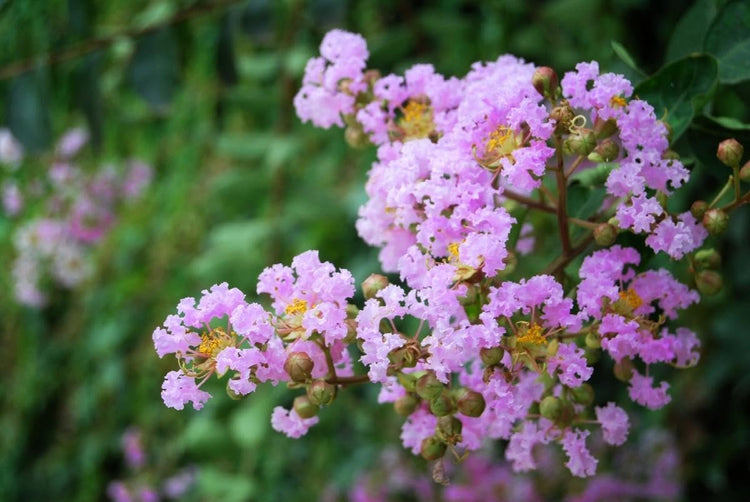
[1,0,748,500]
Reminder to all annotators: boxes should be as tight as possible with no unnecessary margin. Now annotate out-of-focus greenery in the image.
[0,0,748,500]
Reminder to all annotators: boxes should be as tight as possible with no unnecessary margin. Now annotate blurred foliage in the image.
[0,0,749,500]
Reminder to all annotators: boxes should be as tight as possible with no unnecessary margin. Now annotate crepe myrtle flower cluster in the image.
[2,128,152,306]
[154,29,750,480]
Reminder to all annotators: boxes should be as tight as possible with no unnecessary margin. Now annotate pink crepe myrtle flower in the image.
[595,402,630,446]
[271,406,319,438]
[562,429,598,477]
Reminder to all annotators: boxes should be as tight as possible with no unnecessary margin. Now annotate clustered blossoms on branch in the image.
[154,29,750,480]
[1,128,152,306]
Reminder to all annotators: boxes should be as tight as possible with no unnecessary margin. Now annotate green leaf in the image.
[666,0,717,62]
[568,185,606,220]
[128,27,180,110]
[5,69,52,152]
[704,114,750,130]
[570,162,617,188]
[635,55,718,141]
[704,1,750,84]
[611,41,645,78]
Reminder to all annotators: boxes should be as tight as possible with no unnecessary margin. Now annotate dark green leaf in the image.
[568,185,606,220]
[611,41,645,79]
[704,0,750,84]
[5,69,52,152]
[570,162,617,188]
[704,114,750,130]
[128,27,180,110]
[666,0,717,62]
[635,54,718,141]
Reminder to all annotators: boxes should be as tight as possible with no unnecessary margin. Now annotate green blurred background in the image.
[1,0,749,500]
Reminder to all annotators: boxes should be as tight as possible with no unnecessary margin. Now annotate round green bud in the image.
[540,396,562,421]
[345,125,369,148]
[571,383,594,406]
[436,415,463,441]
[394,393,419,416]
[397,372,418,392]
[594,118,618,140]
[717,138,744,168]
[588,138,620,162]
[584,347,600,365]
[614,358,634,382]
[694,248,721,270]
[532,66,559,99]
[420,436,447,460]
[740,161,750,183]
[416,372,444,400]
[284,351,314,383]
[594,223,618,247]
[480,346,504,366]
[690,200,708,220]
[695,269,723,296]
[702,208,729,235]
[456,389,486,418]
[293,395,319,419]
[307,379,336,406]
[585,332,601,349]
[362,273,389,300]
[565,129,597,156]
[429,394,455,417]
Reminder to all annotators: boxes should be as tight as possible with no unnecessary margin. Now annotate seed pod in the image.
[362,274,389,300]
[690,200,708,220]
[429,393,455,417]
[532,67,559,99]
[702,208,729,235]
[695,270,723,296]
[694,248,721,270]
[540,396,562,421]
[479,346,504,366]
[394,394,419,416]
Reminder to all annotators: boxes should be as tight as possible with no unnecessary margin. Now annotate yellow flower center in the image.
[618,288,643,310]
[610,95,627,108]
[198,328,231,357]
[484,125,522,164]
[285,298,309,316]
[447,242,460,261]
[398,100,435,140]
[517,323,546,345]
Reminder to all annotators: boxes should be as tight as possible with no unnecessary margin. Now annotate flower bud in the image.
[532,67,559,99]
[702,208,729,235]
[436,415,463,442]
[594,223,618,247]
[540,396,562,421]
[695,269,723,296]
[293,395,319,419]
[394,393,419,416]
[585,347,600,365]
[345,125,369,149]
[571,383,594,406]
[585,332,601,349]
[416,372,444,400]
[420,436,447,460]
[284,352,314,383]
[614,358,634,382]
[694,248,721,270]
[550,101,575,133]
[717,138,743,168]
[565,128,597,156]
[307,379,336,406]
[397,372,418,392]
[593,118,618,140]
[690,200,708,220]
[740,161,750,183]
[480,346,504,366]
[456,389,486,417]
[588,138,620,162]
[429,393,455,417]
[362,273,389,300]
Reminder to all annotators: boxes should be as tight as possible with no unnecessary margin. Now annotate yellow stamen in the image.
[398,100,435,140]
[484,125,522,164]
[610,95,627,108]
[285,298,309,316]
[618,288,643,310]
[198,333,222,357]
[517,323,546,346]
[447,242,460,261]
